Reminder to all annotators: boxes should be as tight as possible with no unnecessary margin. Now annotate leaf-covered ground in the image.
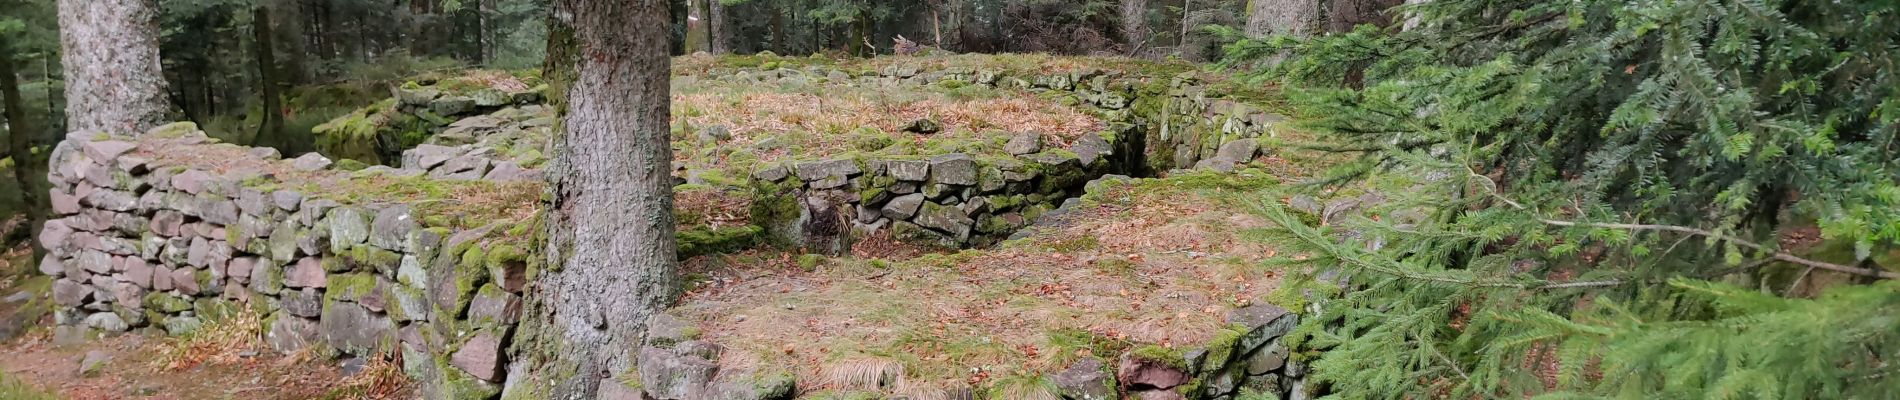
[668,167,1309,396]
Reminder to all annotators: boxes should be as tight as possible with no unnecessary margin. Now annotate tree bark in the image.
[708,0,730,54]
[254,5,284,149]
[1120,0,1149,50]
[683,0,708,53]
[1245,0,1321,38]
[57,0,172,135]
[2,41,47,259]
[516,0,678,398]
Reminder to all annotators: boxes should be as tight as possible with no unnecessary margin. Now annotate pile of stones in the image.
[39,124,528,399]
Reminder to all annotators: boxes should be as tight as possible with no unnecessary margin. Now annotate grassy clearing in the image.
[671,169,1299,393]
[669,66,1105,179]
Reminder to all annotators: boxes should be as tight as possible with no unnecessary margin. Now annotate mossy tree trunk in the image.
[516,0,679,398]
[2,41,47,259]
[58,0,171,135]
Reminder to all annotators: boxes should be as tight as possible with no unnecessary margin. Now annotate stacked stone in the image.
[750,125,1134,251]
[39,126,525,400]
[1156,76,1286,171]
[1053,303,1309,400]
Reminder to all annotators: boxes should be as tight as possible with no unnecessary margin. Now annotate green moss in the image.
[678,225,763,259]
[323,273,380,309]
[193,298,240,322]
[1130,344,1188,370]
[1199,325,1248,372]
[433,353,501,400]
[347,245,404,274]
[796,254,824,271]
[333,159,370,171]
[1047,235,1100,253]
[144,292,194,313]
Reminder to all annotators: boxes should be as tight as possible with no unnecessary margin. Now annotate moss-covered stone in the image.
[678,225,764,259]
[144,292,194,313]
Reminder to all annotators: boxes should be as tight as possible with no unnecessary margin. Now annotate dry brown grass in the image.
[676,186,754,228]
[150,310,267,372]
[671,76,1103,170]
[671,178,1288,393]
[327,354,414,400]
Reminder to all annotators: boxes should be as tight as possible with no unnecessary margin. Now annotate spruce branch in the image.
[1536,220,1897,279]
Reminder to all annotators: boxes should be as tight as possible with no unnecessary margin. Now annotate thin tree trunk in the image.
[57,0,172,135]
[1,43,47,259]
[515,0,678,398]
[254,5,284,149]
[478,0,495,64]
[708,0,729,54]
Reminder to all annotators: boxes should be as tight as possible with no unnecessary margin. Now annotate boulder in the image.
[928,154,978,185]
[38,219,72,251]
[1055,357,1117,400]
[1072,133,1113,166]
[483,161,540,182]
[369,206,419,251]
[283,288,323,318]
[405,144,462,171]
[795,158,861,181]
[468,287,522,325]
[121,258,153,289]
[170,169,215,194]
[272,190,304,212]
[451,331,506,382]
[903,118,942,134]
[1005,132,1044,155]
[290,153,333,171]
[285,257,328,288]
[637,346,718,400]
[1227,303,1297,353]
[328,207,371,249]
[888,160,929,181]
[49,189,81,215]
[81,140,137,162]
[162,316,203,336]
[430,96,478,116]
[267,316,321,353]
[881,193,927,220]
[1245,340,1289,375]
[320,301,395,355]
[38,254,63,276]
[1216,138,1261,161]
[52,279,91,306]
[83,312,129,332]
[912,202,974,240]
[1118,352,1190,390]
[78,350,113,377]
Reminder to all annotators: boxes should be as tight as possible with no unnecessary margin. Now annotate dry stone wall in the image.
[725,63,1288,251]
[38,123,530,400]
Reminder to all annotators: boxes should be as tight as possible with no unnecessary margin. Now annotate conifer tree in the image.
[1221,0,1900,397]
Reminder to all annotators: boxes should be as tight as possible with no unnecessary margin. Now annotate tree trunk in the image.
[1323,0,1401,33]
[708,0,729,54]
[57,0,172,135]
[1,42,47,259]
[515,0,678,398]
[480,0,496,64]
[683,0,708,53]
[1120,0,1149,50]
[254,5,284,149]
